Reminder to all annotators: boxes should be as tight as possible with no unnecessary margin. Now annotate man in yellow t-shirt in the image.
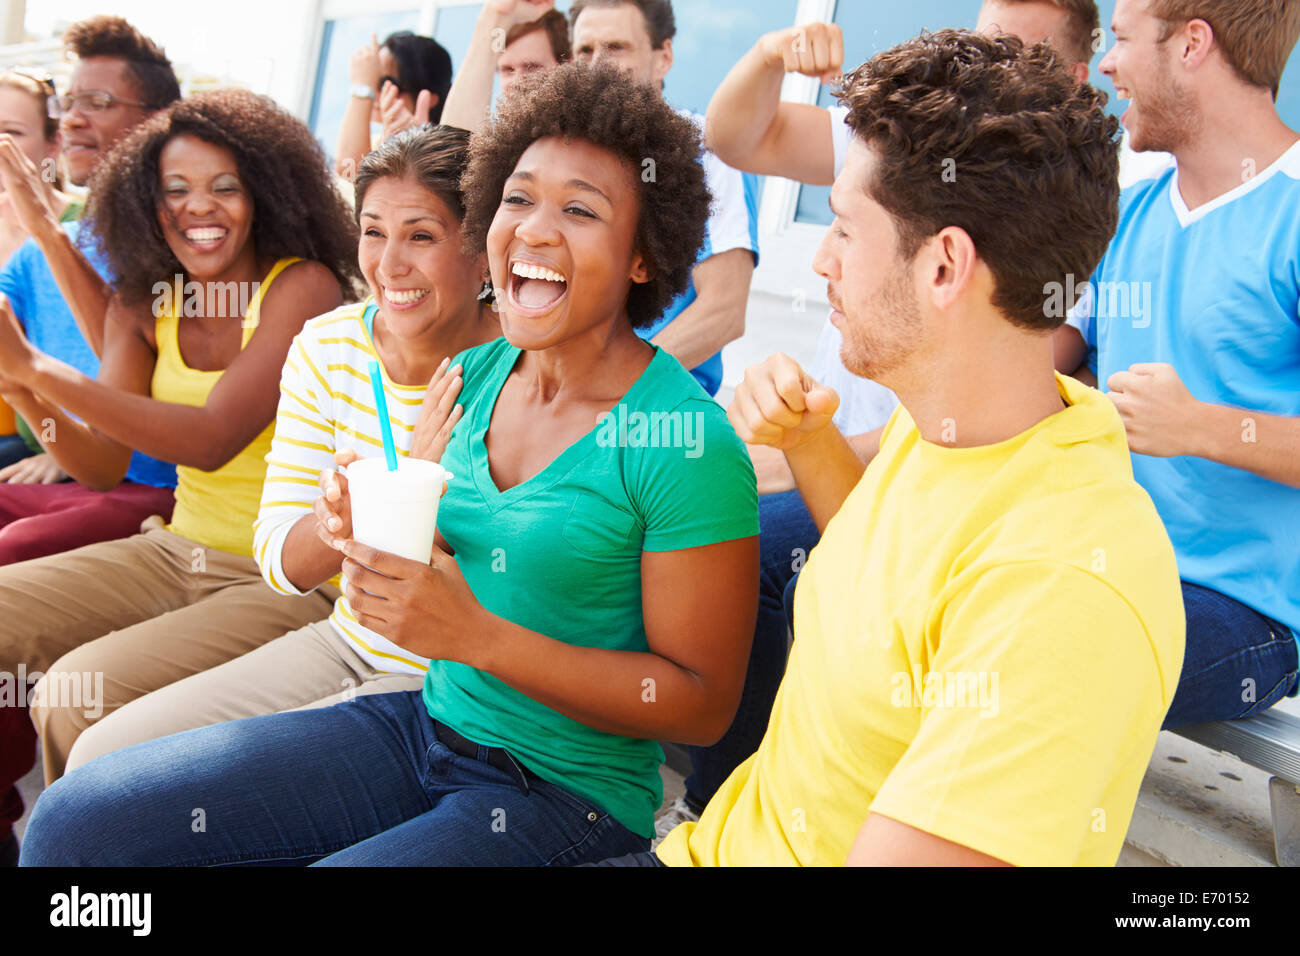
[619,29,1185,868]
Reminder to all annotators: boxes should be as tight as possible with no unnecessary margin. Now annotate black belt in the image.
[433,719,532,795]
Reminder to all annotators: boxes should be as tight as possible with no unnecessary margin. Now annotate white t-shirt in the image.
[809,106,900,437]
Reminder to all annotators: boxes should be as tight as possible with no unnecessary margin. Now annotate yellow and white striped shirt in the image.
[253,298,434,675]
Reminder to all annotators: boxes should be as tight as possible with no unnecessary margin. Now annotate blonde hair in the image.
[0,71,62,189]
[1148,0,1300,92]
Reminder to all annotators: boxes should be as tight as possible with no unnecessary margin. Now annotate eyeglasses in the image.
[56,90,149,114]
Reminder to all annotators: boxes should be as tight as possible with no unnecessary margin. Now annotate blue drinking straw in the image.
[368,359,399,472]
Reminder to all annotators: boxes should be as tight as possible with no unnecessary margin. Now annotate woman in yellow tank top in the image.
[0,90,362,795]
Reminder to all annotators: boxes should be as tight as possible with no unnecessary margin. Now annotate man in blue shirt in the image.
[1057,0,1300,726]
[569,0,758,397]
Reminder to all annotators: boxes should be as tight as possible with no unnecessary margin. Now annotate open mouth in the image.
[183,226,229,251]
[383,287,430,308]
[508,260,568,315]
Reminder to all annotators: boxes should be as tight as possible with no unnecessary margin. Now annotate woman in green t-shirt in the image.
[21,64,760,867]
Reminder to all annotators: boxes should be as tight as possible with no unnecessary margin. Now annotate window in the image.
[662,0,797,116]
[308,9,421,158]
[795,0,1300,225]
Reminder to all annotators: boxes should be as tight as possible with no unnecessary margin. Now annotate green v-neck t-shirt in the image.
[426,337,759,838]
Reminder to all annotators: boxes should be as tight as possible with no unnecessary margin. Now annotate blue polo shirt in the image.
[1069,142,1300,638]
[0,223,177,489]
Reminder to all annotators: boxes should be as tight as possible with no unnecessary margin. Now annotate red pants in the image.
[0,479,175,833]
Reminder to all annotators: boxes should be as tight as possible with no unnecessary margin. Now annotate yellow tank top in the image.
[151,257,300,558]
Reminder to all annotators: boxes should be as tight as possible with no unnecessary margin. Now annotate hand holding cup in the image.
[315,448,360,552]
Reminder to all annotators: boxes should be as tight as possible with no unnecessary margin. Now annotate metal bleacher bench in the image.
[1172,711,1300,866]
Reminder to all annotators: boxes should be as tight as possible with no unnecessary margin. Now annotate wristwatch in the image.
[350,84,376,100]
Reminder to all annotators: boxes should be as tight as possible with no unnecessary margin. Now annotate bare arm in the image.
[341,534,760,745]
[729,353,865,533]
[1196,404,1300,487]
[650,248,753,374]
[1109,363,1300,488]
[0,262,342,482]
[704,23,843,184]
[751,424,882,496]
[441,1,557,133]
[0,136,110,355]
[334,35,382,180]
[845,814,1012,867]
[0,296,148,489]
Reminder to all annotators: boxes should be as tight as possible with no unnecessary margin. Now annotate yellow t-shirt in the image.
[152,258,301,558]
[657,373,1185,867]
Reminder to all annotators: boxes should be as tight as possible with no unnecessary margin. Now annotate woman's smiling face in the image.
[486,135,649,350]
[358,175,485,341]
[156,134,255,280]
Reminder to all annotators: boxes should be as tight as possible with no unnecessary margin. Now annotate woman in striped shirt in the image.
[42,124,500,773]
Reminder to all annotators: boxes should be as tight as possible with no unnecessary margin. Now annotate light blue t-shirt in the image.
[1071,142,1300,638]
[636,109,759,397]
[0,223,177,489]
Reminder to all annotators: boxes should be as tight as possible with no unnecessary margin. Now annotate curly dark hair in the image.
[459,62,708,329]
[837,29,1120,331]
[84,88,362,306]
[63,15,180,110]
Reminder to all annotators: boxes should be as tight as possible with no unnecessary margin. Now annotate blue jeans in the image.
[683,489,818,809]
[1163,581,1300,728]
[20,690,646,866]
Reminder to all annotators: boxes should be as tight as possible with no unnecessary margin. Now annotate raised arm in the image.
[704,23,843,185]
[0,136,111,355]
[1,261,342,480]
[440,0,557,134]
[729,353,863,532]
[335,35,382,180]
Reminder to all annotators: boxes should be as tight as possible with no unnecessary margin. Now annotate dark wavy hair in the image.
[383,32,453,124]
[63,15,180,110]
[568,0,675,48]
[838,29,1120,331]
[84,88,362,305]
[354,124,471,222]
[459,62,708,329]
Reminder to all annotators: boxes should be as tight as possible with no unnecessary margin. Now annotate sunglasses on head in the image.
[4,66,60,118]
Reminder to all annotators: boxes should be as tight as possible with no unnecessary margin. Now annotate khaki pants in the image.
[0,518,337,783]
[64,619,425,774]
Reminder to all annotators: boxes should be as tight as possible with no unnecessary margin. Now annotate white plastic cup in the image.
[345,457,449,563]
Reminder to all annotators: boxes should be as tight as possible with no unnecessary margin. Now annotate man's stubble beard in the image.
[839,257,923,384]
[1131,51,1200,154]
